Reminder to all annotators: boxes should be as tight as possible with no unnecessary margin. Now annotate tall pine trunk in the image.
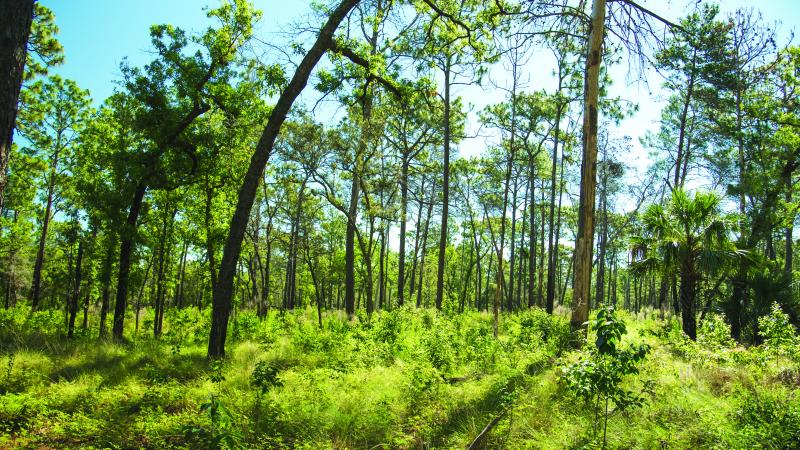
[546,100,564,313]
[398,159,410,305]
[571,0,606,331]
[435,57,451,310]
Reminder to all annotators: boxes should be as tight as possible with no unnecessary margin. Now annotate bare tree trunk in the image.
[673,50,696,190]
[68,240,84,338]
[786,174,793,277]
[344,173,360,315]
[546,100,564,313]
[30,169,56,310]
[680,263,698,340]
[175,238,189,308]
[378,224,387,310]
[470,213,483,310]
[409,179,425,306]
[435,56,452,310]
[417,195,434,308]
[595,147,609,306]
[537,186,546,306]
[571,0,606,331]
[554,148,566,306]
[508,181,518,312]
[398,159,410,306]
[517,182,529,309]
[528,157,537,308]
[153,205,177,338]
[208,0,359,358]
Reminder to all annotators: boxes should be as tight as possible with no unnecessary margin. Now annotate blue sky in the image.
[42,0,306,103]
[41,0,799,193]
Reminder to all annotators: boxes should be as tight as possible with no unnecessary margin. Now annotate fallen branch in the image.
[466,410,507,450]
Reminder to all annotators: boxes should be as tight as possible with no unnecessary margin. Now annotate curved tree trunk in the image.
[208,0,359,358]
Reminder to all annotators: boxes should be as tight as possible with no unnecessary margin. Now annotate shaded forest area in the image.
[1,0,799,448]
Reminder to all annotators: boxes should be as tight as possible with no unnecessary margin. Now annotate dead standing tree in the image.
[519,0,677,330]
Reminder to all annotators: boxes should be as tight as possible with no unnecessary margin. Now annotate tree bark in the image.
[0,0,35,211]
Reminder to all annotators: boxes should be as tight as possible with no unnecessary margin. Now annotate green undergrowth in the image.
[0,305,798,449]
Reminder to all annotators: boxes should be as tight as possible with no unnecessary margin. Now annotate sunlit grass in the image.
[1,305,798,448]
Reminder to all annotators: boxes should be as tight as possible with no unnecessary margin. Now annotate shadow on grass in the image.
[2,332,211,388]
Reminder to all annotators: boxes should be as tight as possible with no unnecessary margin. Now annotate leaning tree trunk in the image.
[0,0,35,212]
[208,0,360,358]
[571,0,606,331]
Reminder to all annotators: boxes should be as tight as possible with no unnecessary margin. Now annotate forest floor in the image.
[0,305,798,449]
